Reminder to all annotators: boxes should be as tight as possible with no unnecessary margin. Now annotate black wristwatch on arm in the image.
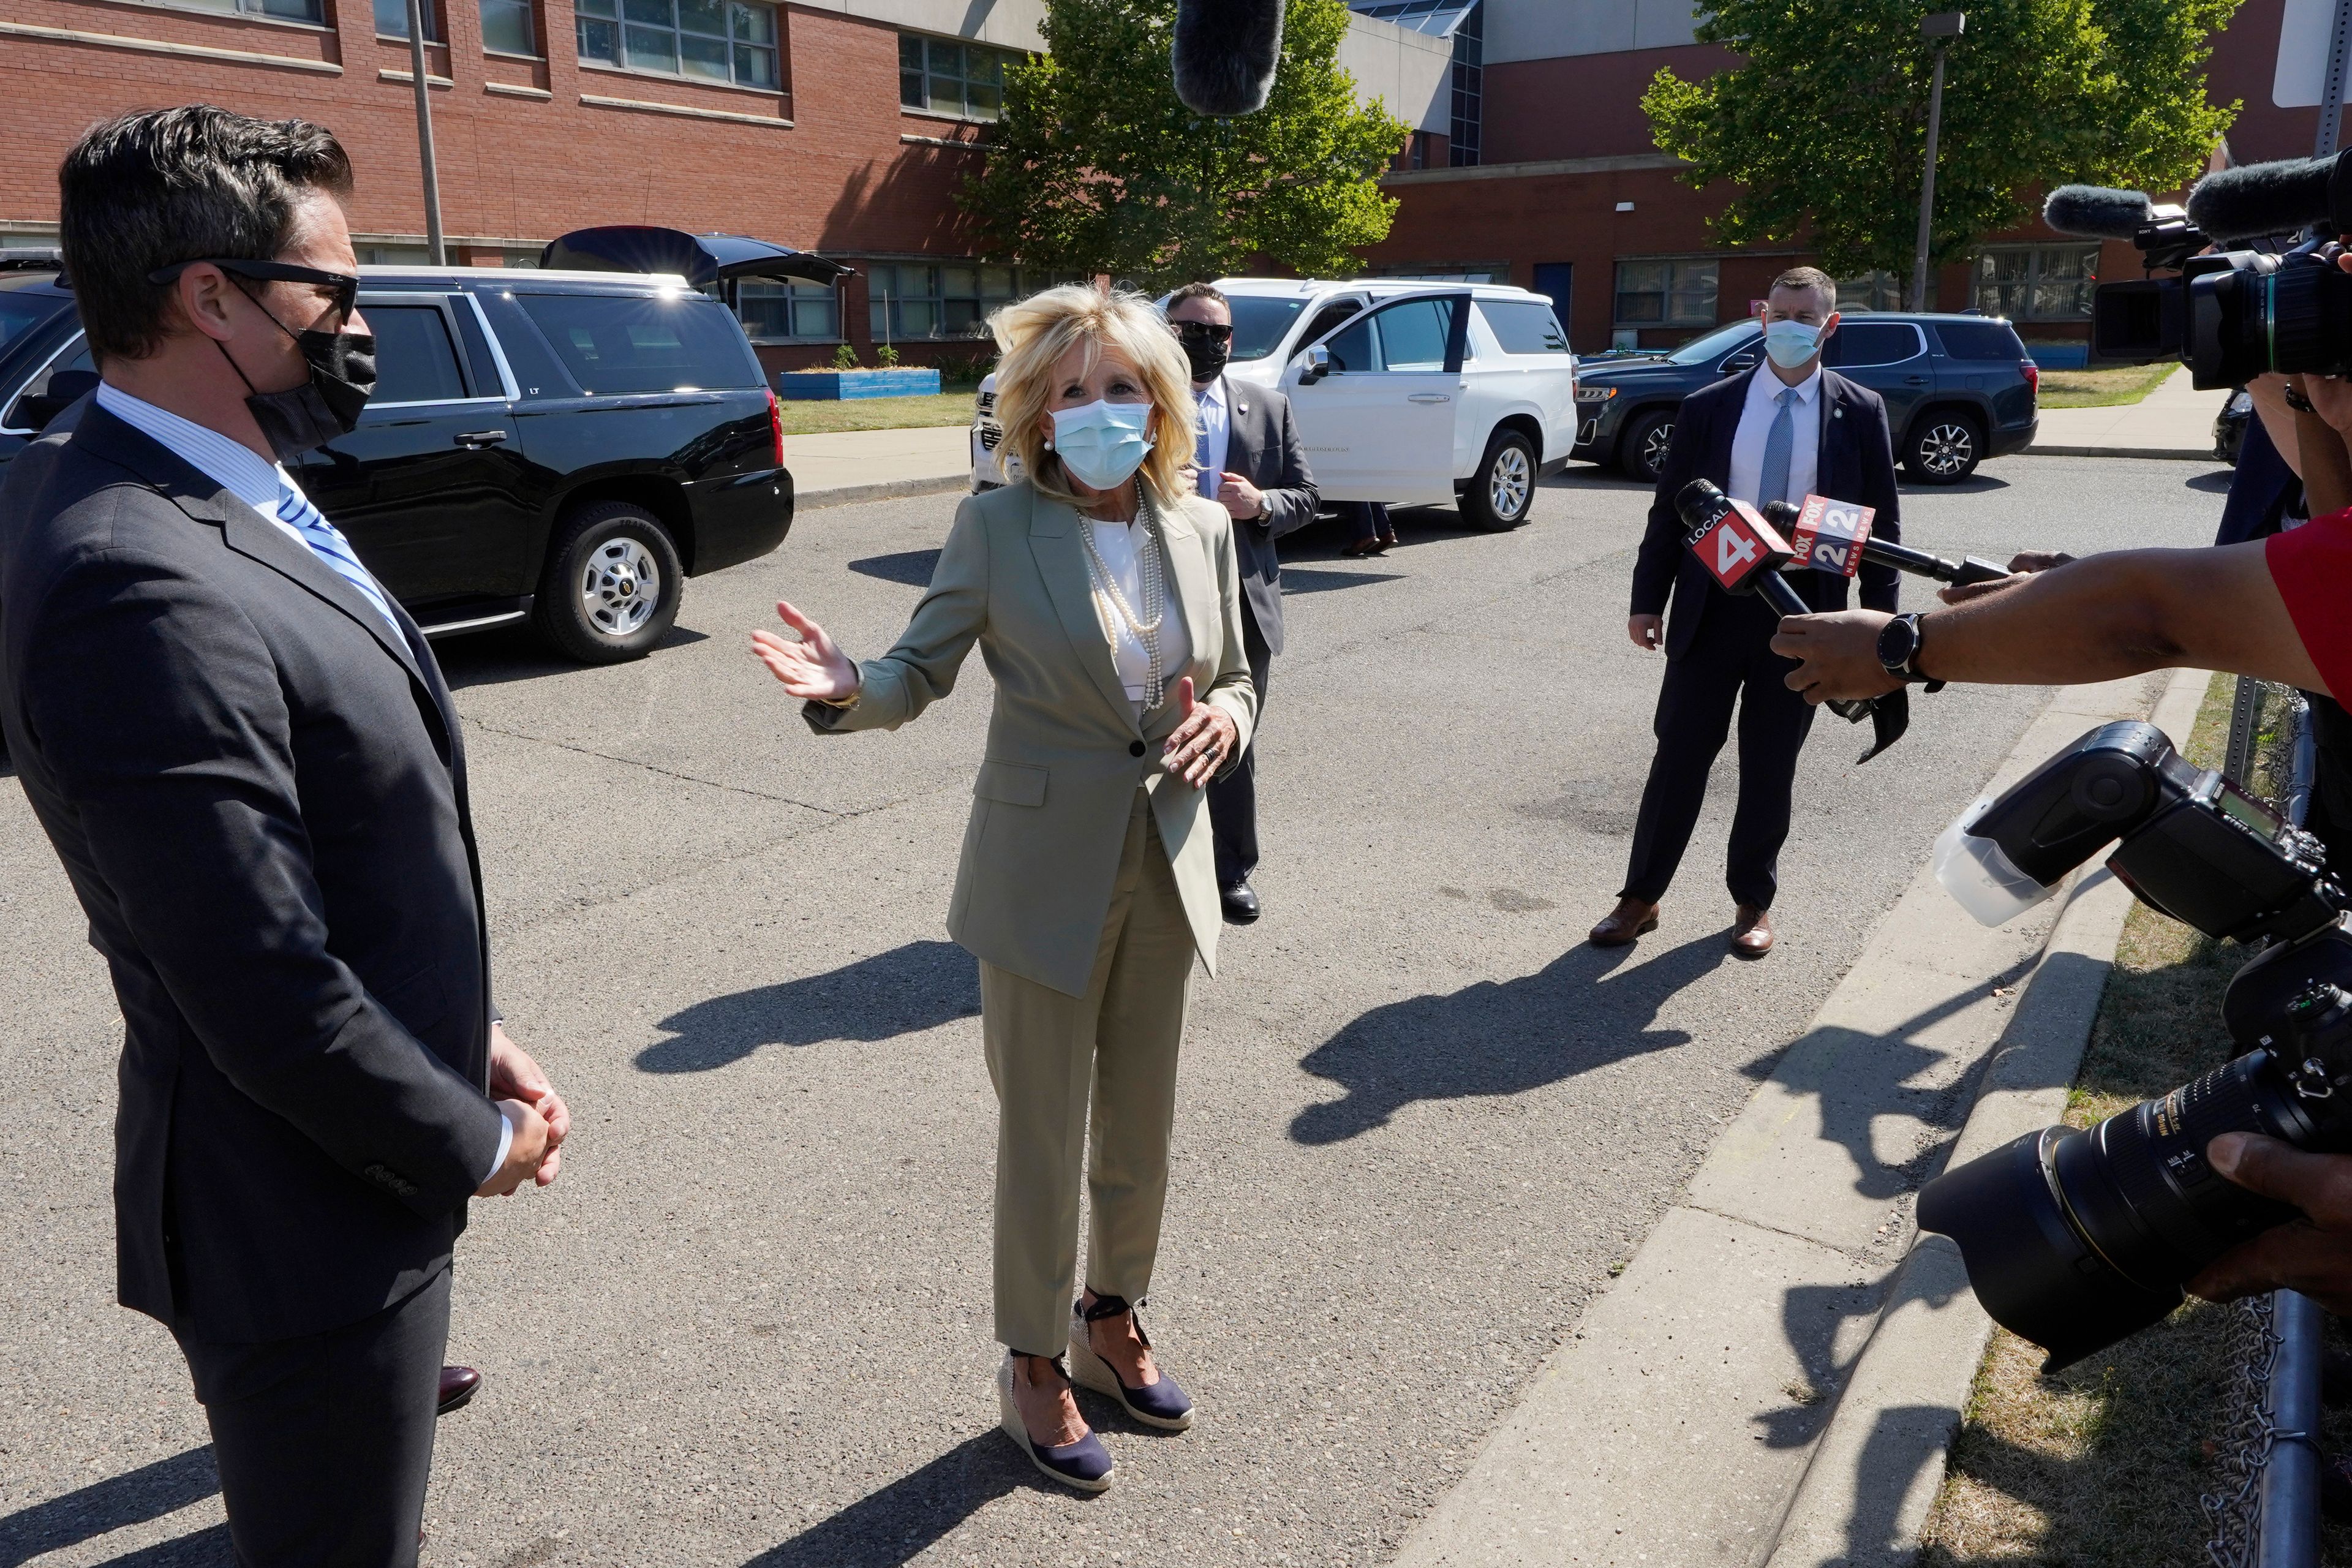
[1876,612,1945,693]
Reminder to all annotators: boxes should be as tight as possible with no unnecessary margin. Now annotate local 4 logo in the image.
[1694,497,1792,595]
[1790,495,1875,578]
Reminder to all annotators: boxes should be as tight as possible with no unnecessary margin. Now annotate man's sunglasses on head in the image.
[149,258,360,319]
[1172,321,1232,345]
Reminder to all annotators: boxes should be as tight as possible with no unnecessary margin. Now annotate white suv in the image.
[970,277,1575,531]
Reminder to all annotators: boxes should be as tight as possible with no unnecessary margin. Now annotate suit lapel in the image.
[1219,376,1258,471]
[1158,498,1218,692]
[1709,368,1754,481]
[1028,491,1146,733]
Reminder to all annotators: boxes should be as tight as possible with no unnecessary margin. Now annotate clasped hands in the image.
[750,601,1237,786]
[476,1021,571,1198]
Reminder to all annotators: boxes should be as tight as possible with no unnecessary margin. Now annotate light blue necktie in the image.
[276,478,403,638]
[1196,401,1217,499]
[1759,387,1797,510]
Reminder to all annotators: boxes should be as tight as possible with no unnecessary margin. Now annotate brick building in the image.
[1355,0,2344,356]
[0,0,1446,372]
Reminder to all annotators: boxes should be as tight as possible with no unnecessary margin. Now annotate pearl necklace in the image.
[1077,486,1171,709]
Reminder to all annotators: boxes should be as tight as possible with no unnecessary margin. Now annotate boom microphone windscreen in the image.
[2041,186,2157,240]
[2187,152,2352,242]
[1174,0,1285,117]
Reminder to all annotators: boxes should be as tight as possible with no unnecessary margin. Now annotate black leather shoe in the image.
[437,1364,481,1415]
[1220,880,1261,924]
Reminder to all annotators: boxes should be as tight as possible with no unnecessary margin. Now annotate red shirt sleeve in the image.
[2266,504,2352,703]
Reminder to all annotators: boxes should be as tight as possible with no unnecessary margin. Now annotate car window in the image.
[1324,313,1380,373]
[1374,298,1457,372]
[1299,299,1362,348]
[1226,296,1308,362]
[1479,300,1569,354]
[515,290,763,394]
[1668,320,1760,364]
[1934,320,2028,361]
[0,290,65,360]
[2,336,94,429]
[366,305,470,404]
[1822,322,1923,369]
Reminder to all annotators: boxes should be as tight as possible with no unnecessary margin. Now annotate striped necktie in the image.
[275,478,403,637]
[1196,401,1216,499]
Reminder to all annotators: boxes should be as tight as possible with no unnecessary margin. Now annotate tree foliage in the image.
[1641,0,2243,286]
[961,0,1408,285]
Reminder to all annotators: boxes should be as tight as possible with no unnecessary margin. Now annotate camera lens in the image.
[2189,254,2352,385]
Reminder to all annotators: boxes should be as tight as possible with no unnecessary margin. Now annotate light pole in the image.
[1909,10,1965,312]
[405,0,446,265]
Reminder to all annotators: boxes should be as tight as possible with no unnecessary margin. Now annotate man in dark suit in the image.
[1166,282,1320,924]
[0,107,568,1564]
[1591,267,1902,957]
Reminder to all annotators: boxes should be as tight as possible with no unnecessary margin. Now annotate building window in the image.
[1833,271,1905,312]
[170,0,324,20]
[480,0,537,54]
[375,0,440,40]
[1614,257,1718,326]
[1973,243,2098,321]
[900,34,1017,121]
[867,263,1022,340]
[1449,1,1483,167]
[576,0,778,89]
[738,281,840,342]
[1392,130,1438,172]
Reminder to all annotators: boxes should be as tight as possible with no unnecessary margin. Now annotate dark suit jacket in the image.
[0,404,505,1344]
[1630,367,1902,661]
[1210,377,1318,656]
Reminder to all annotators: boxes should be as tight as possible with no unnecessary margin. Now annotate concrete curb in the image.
[796,473,969,510]
[1387,668,2207,1568]
[2021,443,2220,462]
[1759,665,2213,1568]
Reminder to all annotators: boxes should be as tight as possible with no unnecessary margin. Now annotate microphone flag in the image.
[1788,494,1877,578]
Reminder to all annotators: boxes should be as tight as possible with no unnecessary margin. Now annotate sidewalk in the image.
[780,425,971,508]
[2027,365,2229,461]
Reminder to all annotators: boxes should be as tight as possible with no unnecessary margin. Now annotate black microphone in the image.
[2187,151,2352,242]
[2041,186,2158,241]
[1174,0,1286,117]
[1758,499,2009,587]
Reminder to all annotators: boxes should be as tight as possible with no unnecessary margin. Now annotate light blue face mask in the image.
[1763,318,1825,370]
[1049,399,1155,491]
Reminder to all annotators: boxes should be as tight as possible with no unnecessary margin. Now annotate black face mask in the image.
[217,291,375,464]
[1181,334,1231,382]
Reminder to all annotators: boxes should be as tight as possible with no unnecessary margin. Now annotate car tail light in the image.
[2019,358,2039,402]
[767,387,785,469]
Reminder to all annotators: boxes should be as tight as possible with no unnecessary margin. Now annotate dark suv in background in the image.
[0,258,794,663]
[1571,312,2040,486]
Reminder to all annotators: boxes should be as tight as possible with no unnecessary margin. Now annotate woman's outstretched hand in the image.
[1162,676,1238,788]
[750,600,860,702]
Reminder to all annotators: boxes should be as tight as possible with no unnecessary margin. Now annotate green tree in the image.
[1641,0,2242,296]
[961,0,1408,285]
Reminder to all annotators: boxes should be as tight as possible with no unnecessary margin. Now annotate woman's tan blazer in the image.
[805,480,1258,998]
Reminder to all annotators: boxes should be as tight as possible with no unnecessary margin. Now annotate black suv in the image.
[1571,312,2041,486]
[0,262,793,663]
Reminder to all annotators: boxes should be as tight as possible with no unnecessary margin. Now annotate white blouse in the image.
[1085,514,1192,713]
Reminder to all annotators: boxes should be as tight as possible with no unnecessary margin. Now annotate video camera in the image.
[1920,720,2352,1369]
[2046,160,2352,389]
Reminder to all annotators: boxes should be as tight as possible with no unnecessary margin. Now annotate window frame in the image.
[353,293,510,410]
[1613,256,1719,329]
[1822,320,1928,369]
[736,279,843,344]
[374,0,443,42]
[1972,243,2100,323]
[1323,293,1471,376]
[898,31,1019,123]
[477,0,540,57]
[864,262,1065,342]
[575,0,780,91]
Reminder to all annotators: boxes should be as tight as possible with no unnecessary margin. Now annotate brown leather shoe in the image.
[1732,904,1774,959]
[437,1364,481,1415]
[1589,897,1659,947]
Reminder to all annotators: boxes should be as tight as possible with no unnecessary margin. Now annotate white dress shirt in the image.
[1086,512,1193,714]
[1193,377,1231,500]
[1725,364,1823,511]
[93,380,513,1184]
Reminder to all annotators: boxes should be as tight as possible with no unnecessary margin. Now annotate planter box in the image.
[2022,341,2090,370]
[776,368,943,400]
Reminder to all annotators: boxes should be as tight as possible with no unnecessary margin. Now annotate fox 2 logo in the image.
[1792,495,1875,578]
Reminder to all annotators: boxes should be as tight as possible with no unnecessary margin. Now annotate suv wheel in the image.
[534,500,684,664]
[1460,428,1538,532]
[1905,411,1985,484]
[1623,409,1675,484]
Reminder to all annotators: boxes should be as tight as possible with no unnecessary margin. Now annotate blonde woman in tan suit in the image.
[749,285,1257,1493]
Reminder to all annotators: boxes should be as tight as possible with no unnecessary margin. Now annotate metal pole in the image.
[1910,43,1948,313]
[405,0,445,266]
[2318,0,2352,158]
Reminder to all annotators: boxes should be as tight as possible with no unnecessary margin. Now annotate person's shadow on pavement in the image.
[637,940,980,1073]
[739,1432,1031,1567]
[0,1444,224,1567]
[1290,933,1731,1145]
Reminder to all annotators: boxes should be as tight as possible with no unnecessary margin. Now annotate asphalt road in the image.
[0,453,2231,1567]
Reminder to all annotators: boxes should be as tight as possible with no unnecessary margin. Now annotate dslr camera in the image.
[1923,720,2352,1369]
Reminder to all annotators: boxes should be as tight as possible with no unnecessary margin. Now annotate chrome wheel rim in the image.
[1490,445,1532,519]
[1640,421,1673,478]
[581,535,660,636]
[1919,423,1975,477]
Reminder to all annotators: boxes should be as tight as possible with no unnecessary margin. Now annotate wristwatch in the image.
[1875,612,1944,692]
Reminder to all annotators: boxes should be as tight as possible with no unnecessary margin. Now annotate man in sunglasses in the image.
[1166,282,1319,924]
[0,106,567,1566]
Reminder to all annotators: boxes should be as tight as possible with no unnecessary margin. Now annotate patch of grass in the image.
[772,391,976,437]
[1917,674,2310,1568]
[2036,362,2181,409]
